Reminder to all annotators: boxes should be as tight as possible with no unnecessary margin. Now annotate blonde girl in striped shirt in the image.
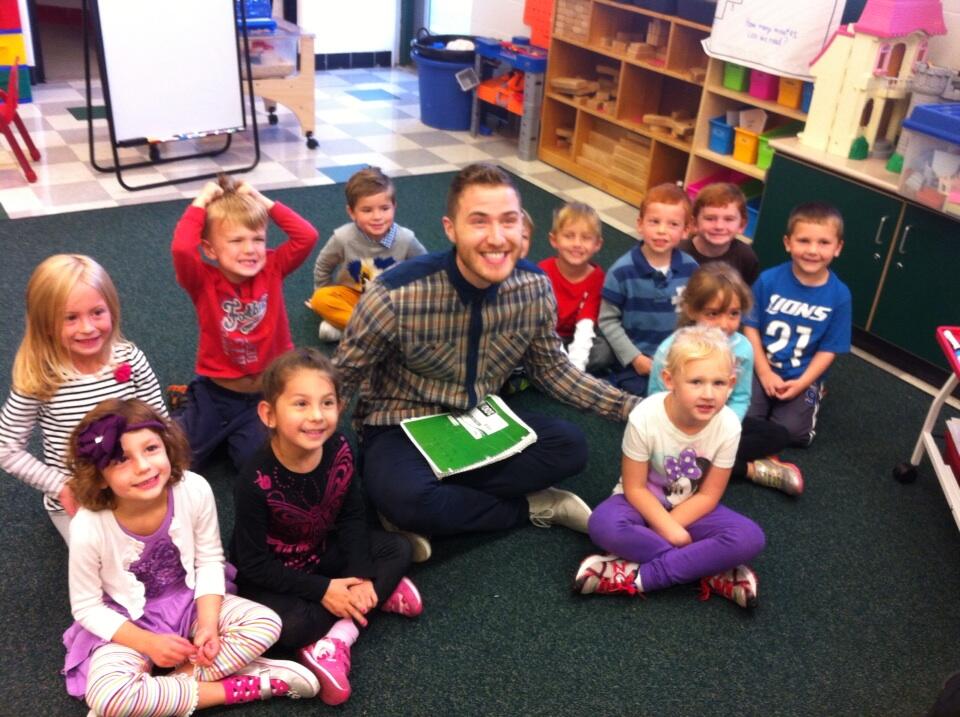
[0,254,167,541]
[63,398,319,715]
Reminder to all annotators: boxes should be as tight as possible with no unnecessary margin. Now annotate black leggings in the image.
[238,530,411,653]
[732,417,791,478]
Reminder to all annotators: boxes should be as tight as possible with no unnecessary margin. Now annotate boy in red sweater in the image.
[171,176,319,469]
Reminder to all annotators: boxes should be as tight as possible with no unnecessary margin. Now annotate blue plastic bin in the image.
[709,116,735,154]
[744,196,761,239]
[801,81,814,113]
[412,49,473,131]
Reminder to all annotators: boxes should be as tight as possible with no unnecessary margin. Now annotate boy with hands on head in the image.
[171,174,319,470]
[743,202,851,448]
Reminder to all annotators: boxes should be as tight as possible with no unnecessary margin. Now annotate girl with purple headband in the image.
[61,398,321,716]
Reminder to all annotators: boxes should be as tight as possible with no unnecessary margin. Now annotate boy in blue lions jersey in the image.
[743,202,851,447]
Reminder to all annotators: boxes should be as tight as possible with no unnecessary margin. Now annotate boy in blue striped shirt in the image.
[597,183,698,395]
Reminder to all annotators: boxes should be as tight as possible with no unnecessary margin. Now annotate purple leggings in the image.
[588,494,765,592]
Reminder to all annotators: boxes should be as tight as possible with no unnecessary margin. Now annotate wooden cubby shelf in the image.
[542,3,809,206]
[540,0,710,206]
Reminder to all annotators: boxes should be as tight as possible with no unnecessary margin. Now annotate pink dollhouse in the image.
[798,0,947,158]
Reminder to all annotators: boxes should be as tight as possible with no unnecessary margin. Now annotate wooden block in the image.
[587,131,617,152]
[577,155,610,175]
[628,42,655,58]
[555,126,574,139]
[596,64,619,78]
[688,67,707,83]
[612,40,628,54]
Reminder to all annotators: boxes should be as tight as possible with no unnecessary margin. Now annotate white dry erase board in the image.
[94,0,245,144]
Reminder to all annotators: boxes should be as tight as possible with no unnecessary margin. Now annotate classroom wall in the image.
[428,0,530,39]
[929,0,960,70]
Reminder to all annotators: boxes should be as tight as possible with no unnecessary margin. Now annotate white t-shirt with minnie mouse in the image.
[614,391,740,509]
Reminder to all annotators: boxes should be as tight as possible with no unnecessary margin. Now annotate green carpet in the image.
[0,171,957,716]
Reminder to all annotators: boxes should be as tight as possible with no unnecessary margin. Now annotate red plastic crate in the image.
[0,0,21,32]
[524,0,554,50]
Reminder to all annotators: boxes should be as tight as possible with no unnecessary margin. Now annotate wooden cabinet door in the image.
[752,154,901,328]
[869,205,960,371]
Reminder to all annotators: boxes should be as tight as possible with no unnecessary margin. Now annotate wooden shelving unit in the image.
[684,56,808,188]
[538,0,710,206]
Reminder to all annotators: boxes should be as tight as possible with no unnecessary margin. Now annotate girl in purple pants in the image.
[574,326,766,608]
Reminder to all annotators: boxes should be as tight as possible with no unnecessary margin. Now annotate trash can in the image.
[410,30,476,131]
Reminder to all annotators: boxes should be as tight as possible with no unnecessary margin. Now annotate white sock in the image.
[326,618,359,646]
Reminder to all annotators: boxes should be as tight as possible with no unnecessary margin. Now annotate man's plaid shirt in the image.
[333,250,640,429]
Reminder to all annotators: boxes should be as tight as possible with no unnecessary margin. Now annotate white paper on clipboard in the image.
[701,0,845,80]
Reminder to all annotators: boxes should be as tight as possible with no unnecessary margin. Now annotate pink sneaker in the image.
[298,637,352,705]
[381,576,423,617]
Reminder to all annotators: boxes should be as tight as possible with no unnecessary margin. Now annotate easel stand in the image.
[82,0,260,191]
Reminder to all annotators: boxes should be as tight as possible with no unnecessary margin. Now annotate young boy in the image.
[539,201,605,371]
[307,167,426,341]
[598,183,699,395]
[171,176,319,469]
[679,182,760,286]
[743,202,851,447]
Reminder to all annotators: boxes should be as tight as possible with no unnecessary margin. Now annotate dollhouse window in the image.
[915,40,929,67]
[874,44,891,76]
[887,43,905,77]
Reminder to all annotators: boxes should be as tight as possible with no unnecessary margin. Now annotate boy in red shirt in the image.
[538,202,605,371]
[171,176,319,468]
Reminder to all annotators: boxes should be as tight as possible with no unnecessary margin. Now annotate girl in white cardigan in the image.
[62,398,320,717]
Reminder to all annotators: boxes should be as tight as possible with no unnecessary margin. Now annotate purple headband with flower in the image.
[75,414,165,470]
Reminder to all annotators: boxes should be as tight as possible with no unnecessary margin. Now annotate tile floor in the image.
[0,62,950,403]
[0,66,638,236]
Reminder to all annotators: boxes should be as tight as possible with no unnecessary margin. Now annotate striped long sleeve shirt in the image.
[333,250,640,429]
[0,341,167,511]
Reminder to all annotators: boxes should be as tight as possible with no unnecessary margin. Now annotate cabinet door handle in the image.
[897,224,912,255]
[873,215,889,245]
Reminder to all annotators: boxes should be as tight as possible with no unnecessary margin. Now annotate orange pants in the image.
[307,285,361,330]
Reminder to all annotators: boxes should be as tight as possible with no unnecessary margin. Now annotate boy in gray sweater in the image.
[307,167,426,341]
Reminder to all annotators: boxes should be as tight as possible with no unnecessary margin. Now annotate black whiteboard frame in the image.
[82,0,261,191]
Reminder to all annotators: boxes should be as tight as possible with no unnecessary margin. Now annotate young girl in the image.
[0,254,168,541]
[230,347,421,706]
[647,263,803,495]
[575,326,766,608]
[62,399,319,716]
[538,201,605,372]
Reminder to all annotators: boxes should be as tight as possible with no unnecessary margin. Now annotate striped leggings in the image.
[85,594,281,717]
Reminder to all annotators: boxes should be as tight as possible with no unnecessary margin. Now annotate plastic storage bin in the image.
[677,0,716,25]
[898,102,960,211]
[246,26,299,79]
[733,125,760,164]
[777,77,803,109]
[801,81,814,113]
[632,0,677,12]
[684,169,751,201]
[708,115,735,154]
[722,62,749,92]
[412,49,473,131]
[748,69,779,100]
[743,196,761,238]
[757,120,804,169]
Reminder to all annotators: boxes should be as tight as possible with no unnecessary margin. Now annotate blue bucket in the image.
[412,49,472,131]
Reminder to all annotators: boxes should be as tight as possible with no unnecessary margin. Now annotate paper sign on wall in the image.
[702,0,845,80]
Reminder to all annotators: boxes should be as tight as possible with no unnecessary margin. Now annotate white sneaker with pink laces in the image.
[381,576,423,617]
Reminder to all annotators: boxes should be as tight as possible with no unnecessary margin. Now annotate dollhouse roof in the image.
[853,0,946,38]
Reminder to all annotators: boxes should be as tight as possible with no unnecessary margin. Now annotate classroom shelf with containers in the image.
[684,57,810,200]
[538,0,711,207]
